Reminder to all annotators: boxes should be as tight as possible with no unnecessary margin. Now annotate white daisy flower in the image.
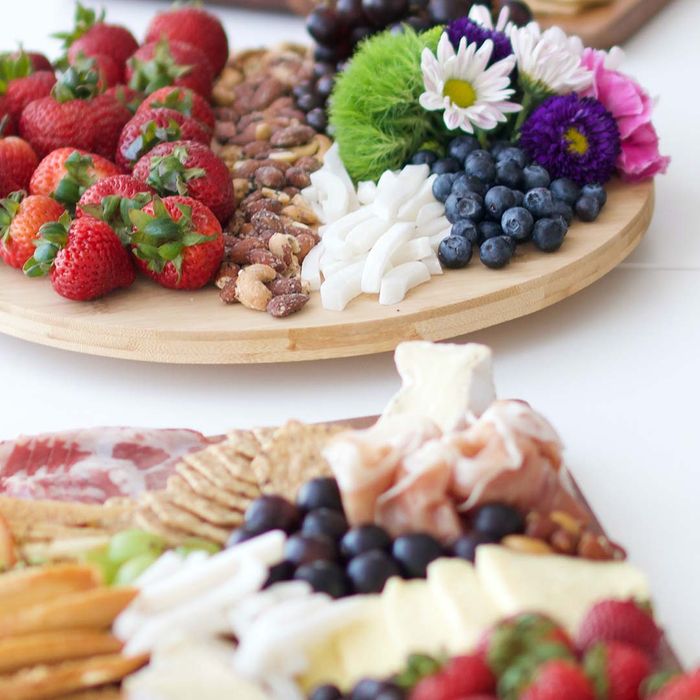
[510,22,593,94]
[468,3,513,34]
[419,33,521,134]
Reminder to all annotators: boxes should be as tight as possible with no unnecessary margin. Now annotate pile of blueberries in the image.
[227,476,526,600]
[408,136,608,270]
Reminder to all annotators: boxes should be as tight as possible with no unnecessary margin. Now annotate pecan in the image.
[235,264,276,311]
[267,293,309,318]
[268,277,302,296]
[219,278,239,303]
[294,156,322,173]
[249,248,286,273]
[228,238,265,264]
[270,124,316,148]
[285,167,311,189]
[245,198,284,217]
[242,141,271,159]
[254,166,286,189]
[251,210,285,234]
[251,78,286,110]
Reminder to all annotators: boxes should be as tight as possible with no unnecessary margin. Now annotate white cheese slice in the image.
[320,261,365,311]
[361,222,416,294]
[345,218,391,256]
[391,237,433,266]
[381,341,496,431]
[379,261,431,305]
[397,176,439,220]
[371,165,429,221]
[475,545,650,634]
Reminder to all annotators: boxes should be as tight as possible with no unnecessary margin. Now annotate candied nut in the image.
[251,210,286,234]
[269,232,301,258]
[267,293,309,318]
[268,149,296,163]
[281,204,318,226]
[243,141,271,159]
[270,124,316,148]
[229,238,266,264]
[295,232,318,262]
[283,186,300,199]
[214,121,237,143]
[219,278,239,304]
[252,78,286,110]
[268,276,302,296]
[255,166,286,189]
[550,511,583,537]
[249,247,286,273]
[232,160,262,179]
[215,261,241,290]
[550,528,579,555]
[233,178,250,201]
[577,532,621,561]
[295,156,322,173]
[502,535,553,555]
[212,84,235,107]
[313,134,332,159]
[525,512,557,541]
[245,198,284,216]
[265,96,295,112]
[285,167,311,189]
[220,145,243,164]
[214,106,237,121]
[260,188,291,205]
[218,66,244,88]
[230,123,261,145]
[255,123,272,140]
[235,264,276,311]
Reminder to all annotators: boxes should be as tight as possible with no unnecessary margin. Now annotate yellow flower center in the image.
[565,127,589,156]
[443,79,477,109]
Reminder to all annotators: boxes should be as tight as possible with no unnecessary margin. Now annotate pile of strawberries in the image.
[0,2,236,301]
[395,599,700,700]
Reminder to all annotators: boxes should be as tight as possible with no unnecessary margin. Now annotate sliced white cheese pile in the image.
[301,145,449,310]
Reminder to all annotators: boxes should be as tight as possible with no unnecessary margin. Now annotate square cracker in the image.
[167,475,247,527]
[144,493,230,545]
[133,504,192,547]
[175,462,240,509]
[184,450,260,499]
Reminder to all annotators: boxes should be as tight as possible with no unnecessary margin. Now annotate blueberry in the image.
[533,217,566,251]
[575,195,601,222]
[497,145,528,168]
[452,531,501,562]
[297,477,344,513]
[512,189,524,206]
[310,685,344,700]
[452,172,487,197]
[226,527,256,547]
[451,219,479,245]
[550,177,581,205]
[478,220,503,241]
[341,524,392,559]
[409,149,439,166]
[351,680,404,700]
[447,134,479,163]
[347,550,401,593]
[465,150,496,183]
[490,140,512,160]
[294,560,349,598]
[553,214,570,236]
[444,192,484,223]
[392,533,443,578]
[524,187,555,218]
[432,173,456,203]
[501,206,534,242]
[581,183,607,208]
[438,235,473,269]
[284,533,337,566]
[552,199,574,224]
[472,502,525,538]
[431,157,461,175]
[245,495,300,535]
[522,164,551,190]
[480,236,513,269]
[302,508,349,541]
[484,185,516,220]
[263,560,295,588]
[496,159,524,190]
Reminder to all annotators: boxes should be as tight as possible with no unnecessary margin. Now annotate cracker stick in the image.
[0,653,147,699]
[0,587,137,638]
[0,631,122,674]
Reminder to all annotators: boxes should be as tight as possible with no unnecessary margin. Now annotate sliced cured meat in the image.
[0,428,218,503]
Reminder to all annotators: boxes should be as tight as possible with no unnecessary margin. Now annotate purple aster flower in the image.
[520,94,621,185]
[447,18,513,63]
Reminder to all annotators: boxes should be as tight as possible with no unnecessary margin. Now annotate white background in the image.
[1,0,699,666]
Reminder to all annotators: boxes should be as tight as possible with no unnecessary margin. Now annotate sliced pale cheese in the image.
[320,260,365,311]
[427,558,500,653]
[391,237,432,266]
[417,216,450,238]
[371,165,429,221]
[415,201,445,227]
[398,176,439,220]
[322,207,375,254]
[475,545,650,634]
[361,222,416,294]
[345,218,391,256]
[381,341,496,431]
[379,261,431,305]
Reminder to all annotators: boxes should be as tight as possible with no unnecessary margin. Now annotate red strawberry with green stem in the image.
[137,85,215,133]
[24,212,135,301]
[104,85,143,115]
[126,39,213,99]
[145,5,229,75]
[0,130,38,192]
[129,195,223,290]
[410,653,496,700]
[133,140,234,223]
[648,669,700,700]
[583,642,652,700]
[501,657,596,700]
[6,50,53,73]
[116,107,210,171]
[0,192,65,268]
[0,51,56,127]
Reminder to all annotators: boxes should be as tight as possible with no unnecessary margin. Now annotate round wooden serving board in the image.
[0,179,653,364]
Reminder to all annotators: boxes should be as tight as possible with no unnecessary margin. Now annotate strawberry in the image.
[0,97,15,134]
[89,92,132,160]
[583,642,652,700]
[479,613,575,677]
[55,2,138,83]
[0,133,39,192]
[24,212,135,301]
[104,85,143,115]
[0,512,17,572]
[649,670,700,700]
[0,170,21,198]
[126,39,214,99]
[115,107,210,171]
[410,654,496,700]
[129,195,223,290]
[577,600,662,657]
[515,659,596,700]
[0,192,66,268]
[77,174,154,243]
[72,52,121,90]
[137,86,215,133]
[30,148,121,209]
[1,55,56,125]
[145,5,229,75]
[7,50,53,73]
[133,140,234,223]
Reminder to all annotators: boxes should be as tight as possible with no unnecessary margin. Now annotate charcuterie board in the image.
[0,179,652,365]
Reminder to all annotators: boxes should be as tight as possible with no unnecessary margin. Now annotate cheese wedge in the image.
[475,545,650,634]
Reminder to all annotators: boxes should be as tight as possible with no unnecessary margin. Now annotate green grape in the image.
[175,537,221,556]
[108,529,166,565]
[114,551,161,586]
[83,546,120,585]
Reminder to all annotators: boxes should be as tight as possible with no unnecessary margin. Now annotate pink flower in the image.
[580,47,669,181]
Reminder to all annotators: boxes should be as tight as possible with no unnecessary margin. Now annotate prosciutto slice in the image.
[0,428,217,503]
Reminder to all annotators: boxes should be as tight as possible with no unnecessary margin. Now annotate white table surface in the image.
[1,0,699,667]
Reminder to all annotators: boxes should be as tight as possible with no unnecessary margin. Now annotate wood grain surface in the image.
[0,179,653,365]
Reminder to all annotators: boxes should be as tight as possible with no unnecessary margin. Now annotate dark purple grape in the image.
[337,0,367,24]
[392,533,443,578]
[303,508,349,541]
[452,530,500,562]
[471,502,525,539]
[351,679,405,700]
[226,527,256,548]
[428,0,467,23]
[244,495,300,535]
[263,560,295,588]
[503,0,533,26]
[306,107,328,132]
[362,0,409,26]
[347,550,401,593]
[341,524,392,559]
[295,560,350,598]
[284,533,337,566]
[297,477,344,513]
[351,25,375,44]
[310,685,344,700]
[314,44,340,64]
[307,6,342,45]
